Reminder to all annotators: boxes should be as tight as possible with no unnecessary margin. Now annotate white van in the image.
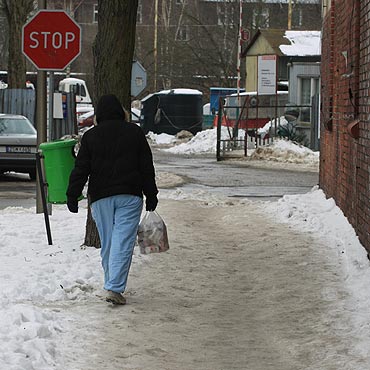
[58,78,92,105]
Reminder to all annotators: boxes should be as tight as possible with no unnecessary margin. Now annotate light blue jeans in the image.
[91,194,143,293]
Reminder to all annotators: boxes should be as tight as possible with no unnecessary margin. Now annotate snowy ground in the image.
[1,128,369,369]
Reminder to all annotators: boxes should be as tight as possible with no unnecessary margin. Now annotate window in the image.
[176,0,186,4]
[93,4,98,23]
[79,83,87,98]
[252,9,269,29]
[137,1,142,24]
[176,26,189,41]
[298,77,320,123]
[217,5,235,26]
[292,9,303,28]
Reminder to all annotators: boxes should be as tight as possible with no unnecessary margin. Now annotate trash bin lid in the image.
[39,138,78,151]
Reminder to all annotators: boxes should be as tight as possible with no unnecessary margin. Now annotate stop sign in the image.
[22,10,81,71]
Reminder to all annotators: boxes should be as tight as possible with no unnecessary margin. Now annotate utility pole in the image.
[288,0,292,30]
[36,0,47,214]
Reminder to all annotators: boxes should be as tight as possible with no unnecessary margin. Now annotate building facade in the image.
[45,0,322,99]
[0,0,321,99]
[320,0,370,253]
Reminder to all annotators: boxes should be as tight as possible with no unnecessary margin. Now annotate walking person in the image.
[66,94,158,305]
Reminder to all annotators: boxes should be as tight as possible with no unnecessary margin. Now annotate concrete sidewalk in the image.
[60,197,366,370]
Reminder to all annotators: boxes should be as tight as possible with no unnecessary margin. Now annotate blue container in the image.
[210,87,245,114]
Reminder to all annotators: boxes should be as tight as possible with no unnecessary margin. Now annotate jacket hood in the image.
[95,94,126,124]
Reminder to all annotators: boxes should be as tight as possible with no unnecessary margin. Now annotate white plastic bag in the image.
[137,211,169,254]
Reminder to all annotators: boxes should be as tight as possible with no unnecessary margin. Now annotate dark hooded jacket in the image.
[66,94,158,204]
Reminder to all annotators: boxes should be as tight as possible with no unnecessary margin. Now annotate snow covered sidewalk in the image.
[0,187,369,369]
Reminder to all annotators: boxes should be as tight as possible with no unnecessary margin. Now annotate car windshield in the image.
[0,118,36,135]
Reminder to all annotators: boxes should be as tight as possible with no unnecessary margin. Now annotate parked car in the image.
[0,114,37,180]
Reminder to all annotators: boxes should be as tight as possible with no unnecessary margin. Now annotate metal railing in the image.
[216,95,315,160]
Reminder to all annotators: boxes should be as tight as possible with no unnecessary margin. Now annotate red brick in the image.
[320,0,370,252]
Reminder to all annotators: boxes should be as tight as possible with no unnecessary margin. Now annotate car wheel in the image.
[29,170,36,180]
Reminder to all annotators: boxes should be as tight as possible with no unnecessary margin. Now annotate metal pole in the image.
[36,0,47,214]
[234,0,243,141]
[65,0,73,77]
[48,71,54,140]
[154,0,158,92]
[36,153,53,245]
[216,97,223,161]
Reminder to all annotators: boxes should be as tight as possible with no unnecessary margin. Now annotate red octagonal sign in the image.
[22,10,81,71]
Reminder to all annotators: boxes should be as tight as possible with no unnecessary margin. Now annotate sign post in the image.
[22,10,81,230]
[257,55,277,96]
[22,10,81,71]
[131,61,147,97]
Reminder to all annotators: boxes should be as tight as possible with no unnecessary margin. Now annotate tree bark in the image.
[2,0,34,88]
[83,0,139,248]
[83,196,101,248]
[93,0,138,109]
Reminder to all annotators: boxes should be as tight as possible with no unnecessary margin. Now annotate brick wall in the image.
[320,0,370,253]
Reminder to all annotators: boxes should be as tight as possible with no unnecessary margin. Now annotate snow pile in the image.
[0,206,103,368]
[162,127,243,154]
[0,203,157,369]
[257,116,289,138]
[164,129,218,154]
[159,128,318,165]
[265,186,369,281]
[264,186,370,346]
[250,138,319,164]
[0,305,61,369]
[147,132,176,145]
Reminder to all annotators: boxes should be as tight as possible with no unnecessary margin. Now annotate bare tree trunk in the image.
[93,0,138,108]
[83,196,100,248]
[83,0,139,248]
[2,0,34,88]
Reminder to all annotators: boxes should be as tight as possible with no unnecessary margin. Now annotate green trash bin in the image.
[39,139,78,204]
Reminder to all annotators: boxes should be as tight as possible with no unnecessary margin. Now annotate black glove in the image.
[67,197,78,213]
[146,195,158,212]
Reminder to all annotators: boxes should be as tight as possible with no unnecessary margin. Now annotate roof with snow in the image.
[241,29,321,58]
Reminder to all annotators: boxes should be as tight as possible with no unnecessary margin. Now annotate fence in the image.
[0,89,36,124]
[216,94,315,161]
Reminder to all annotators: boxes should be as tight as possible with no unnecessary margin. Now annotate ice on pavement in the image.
[0,127,367,369]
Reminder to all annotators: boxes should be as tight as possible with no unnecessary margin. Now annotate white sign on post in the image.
[257,55,277,95]
[53,92,63,119]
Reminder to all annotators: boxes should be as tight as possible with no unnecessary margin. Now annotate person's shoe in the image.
[106,291,126,305]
